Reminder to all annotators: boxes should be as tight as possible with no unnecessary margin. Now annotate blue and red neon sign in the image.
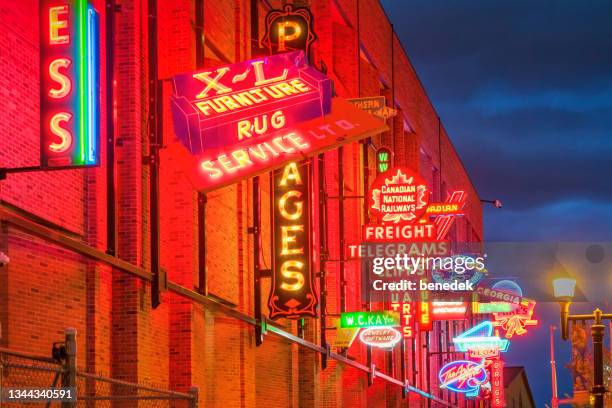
[40,0,99,168]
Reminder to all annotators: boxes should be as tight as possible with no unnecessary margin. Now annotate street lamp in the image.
[552,277,612,408]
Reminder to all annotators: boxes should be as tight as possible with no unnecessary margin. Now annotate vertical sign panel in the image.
[390,302,415,338]
[490,358,505,407]
[40,0,99,168]
[269,161,317,319]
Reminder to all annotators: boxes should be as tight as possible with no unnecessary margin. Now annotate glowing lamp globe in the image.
[553,278,576,299]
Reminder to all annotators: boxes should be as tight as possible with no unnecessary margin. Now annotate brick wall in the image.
[0,0,482,407]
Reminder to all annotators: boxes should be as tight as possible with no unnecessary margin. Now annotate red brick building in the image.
[0,0,483,407]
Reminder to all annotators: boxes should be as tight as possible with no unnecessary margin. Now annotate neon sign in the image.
[359,327,402,349]
[438,360,488,397]
[431,301,468,320]
[490,358,505,408]
[340,311,399,329]
[492,298,538,338]
[389,302,415,338]
[432,190,467,241]
[171,51,331,155]
[268,161,316,319]
[164,98,386,192]
[362,167,467,242]
[261,5,317,57]
[376,146,393,174]
[472,302,513,314]
[453,321,510,353]
[40,0,99,167]
[418,292,433,331]
[369,168,429,223]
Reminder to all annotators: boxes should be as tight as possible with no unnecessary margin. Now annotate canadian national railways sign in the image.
[369,168,429,223]
[269,161,317,319]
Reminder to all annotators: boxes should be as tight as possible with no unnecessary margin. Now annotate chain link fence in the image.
[0,329,197,408]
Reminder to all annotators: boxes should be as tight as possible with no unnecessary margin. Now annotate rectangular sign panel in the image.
[269,161,316,319]
[40,0,100,167]
[171,51,331,154]
[340,311,399,328]
[431,301,468,320]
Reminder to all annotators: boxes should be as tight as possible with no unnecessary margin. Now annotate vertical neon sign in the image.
[269,161,317,319]
[41,0,99,168]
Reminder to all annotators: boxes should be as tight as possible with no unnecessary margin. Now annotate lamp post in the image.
[552,277,612,408]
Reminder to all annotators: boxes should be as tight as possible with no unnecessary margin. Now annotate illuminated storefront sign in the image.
[171,51,332,154]
[40,0,100,167]
[432,190,467,241]
[492,298,538,338]
[362,167,467,242]
[376,146,393,174]
[165,97,386,192]
[269,161,316,319]
[431,301,468,320]
[347,96,397,121]
[417,292,433,331]
[369,168,429,224]
[359,327,402,349]
[453,321,510,353]
[476,287,522,304]
[489,358,505,408]
[389,302,415,338]
[261,5,317,56]
[340,311,399,329]
[438,360,488,397]
[333,326,360,348]
[472,302,513,314]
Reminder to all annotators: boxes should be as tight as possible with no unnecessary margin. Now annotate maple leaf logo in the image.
[370,169,429,223]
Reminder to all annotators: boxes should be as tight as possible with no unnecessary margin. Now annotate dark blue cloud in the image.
[381,1,612,406]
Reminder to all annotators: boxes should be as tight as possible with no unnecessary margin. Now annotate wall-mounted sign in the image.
[431,301,468,320]
[340,311,399,329]
[468,347,500,360]
[165,97,387,192]
[269,161,316,319]
[489,358,505,408]
[261,5,317,57]
[476,286,522,305]
[492,298,538,339]
[369,168,429,223]
[40,0,100,167]
[347,96,397,121]
[453,321,510,353]
[472,302,513,314]
[417,292,433,331]
[389,302,415,338]
[439,360,488,397]
[359,327,402,349]
[432,190,467,241]
[171,51,331,155]
[334,326,360,348]
[375,146,393,174]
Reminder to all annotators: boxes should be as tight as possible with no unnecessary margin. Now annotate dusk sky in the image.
[381,1,612,406]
